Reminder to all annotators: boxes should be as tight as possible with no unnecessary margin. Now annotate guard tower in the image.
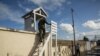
[22,7,47,32]
[22,7,58,56]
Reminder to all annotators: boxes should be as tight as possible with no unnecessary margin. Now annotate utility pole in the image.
[71,8,76,56]
[95,35,97,41]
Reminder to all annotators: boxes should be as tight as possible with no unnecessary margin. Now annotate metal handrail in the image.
[38,21,57,56]
[39,33,51,56]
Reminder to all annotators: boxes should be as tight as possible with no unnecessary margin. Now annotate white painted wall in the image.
[86,42,91,51]
[0,28,38,56]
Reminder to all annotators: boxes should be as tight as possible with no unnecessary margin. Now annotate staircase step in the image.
[33,55,38,56]
[32,32,50,56]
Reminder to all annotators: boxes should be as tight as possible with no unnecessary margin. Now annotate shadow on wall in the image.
[28,33,41,56]
[28,32,49,56]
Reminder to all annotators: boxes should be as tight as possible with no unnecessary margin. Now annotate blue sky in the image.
[0,0,100,40]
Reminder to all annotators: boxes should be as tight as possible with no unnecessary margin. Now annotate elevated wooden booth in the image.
[22,7,48,32]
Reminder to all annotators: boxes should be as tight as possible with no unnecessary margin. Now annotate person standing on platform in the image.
[38,17,51,42]
[75,43,80,56]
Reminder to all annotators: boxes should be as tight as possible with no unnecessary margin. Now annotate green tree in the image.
[83,36,89,41]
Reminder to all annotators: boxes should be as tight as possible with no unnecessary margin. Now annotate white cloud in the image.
[80,30,100,40]
[18,2,31,12]
[82,29,100,36]
[0,2,24,24]
[29,0,65,11]
[94,19,100,22]
[30,0,48,5]
[66,36,73,40]
[30,0,65,6]
[80,32,86,36]
[83,19,100,30]
[60,23,73,34]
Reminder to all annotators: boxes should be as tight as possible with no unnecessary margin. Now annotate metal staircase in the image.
[32,33,50,56]
[32,21,57,56]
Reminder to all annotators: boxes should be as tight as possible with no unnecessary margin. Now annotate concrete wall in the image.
[52,45,86,56]
[0,27,96,56]
[59,46,71,56]
[0,28,39,56]
[52,40,88,56]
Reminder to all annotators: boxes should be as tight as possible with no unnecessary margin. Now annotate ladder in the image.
[33,21,57,56]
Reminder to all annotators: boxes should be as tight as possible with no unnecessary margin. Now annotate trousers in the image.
[38,27,45,41]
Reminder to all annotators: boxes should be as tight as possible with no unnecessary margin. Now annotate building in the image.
[0,7,97,56]
[22,7,47,32]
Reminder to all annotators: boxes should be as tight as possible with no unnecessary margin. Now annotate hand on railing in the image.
[46,25,51,32]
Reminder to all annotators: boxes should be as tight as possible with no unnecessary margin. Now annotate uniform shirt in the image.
[38,18,50,29]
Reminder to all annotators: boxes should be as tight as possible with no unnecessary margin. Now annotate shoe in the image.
[39,39,42,42]
[42,36,45,39]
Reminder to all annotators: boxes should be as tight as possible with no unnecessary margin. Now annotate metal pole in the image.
[33,11,36,32]
[95,35,96,41]
[56,33,57,56]
[50,24,52,56]
[71,8,76,56]
[51,21,57,56]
